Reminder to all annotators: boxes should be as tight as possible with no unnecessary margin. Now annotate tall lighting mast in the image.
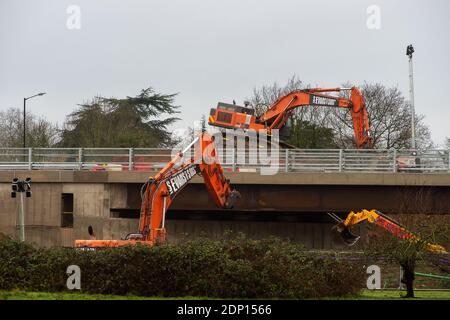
[406,44,416,149]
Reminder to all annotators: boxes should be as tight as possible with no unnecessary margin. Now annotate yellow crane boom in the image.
[329,209,447,254]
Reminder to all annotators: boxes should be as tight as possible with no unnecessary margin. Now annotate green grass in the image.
[1,290,450,300]
[0,290,209,300]
[347,289,450,300]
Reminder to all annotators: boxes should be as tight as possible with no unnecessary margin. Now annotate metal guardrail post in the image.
[232,148,236,172]
[339,149,343,172]
[78,148,83,170]
[285,149,289,173]
[28,148,32,170]
[393,149,397,173]
[129,148,134,171]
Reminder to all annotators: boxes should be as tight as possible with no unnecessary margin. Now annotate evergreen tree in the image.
[60,87,180,147]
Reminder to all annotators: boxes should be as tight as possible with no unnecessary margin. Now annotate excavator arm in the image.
[75,132,240,248]
[208,86,372,149]
[329,209,447,254]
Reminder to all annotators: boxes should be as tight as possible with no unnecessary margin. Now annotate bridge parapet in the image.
[0,148,449,173]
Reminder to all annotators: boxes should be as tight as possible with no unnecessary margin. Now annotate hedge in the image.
[0,235,365,298]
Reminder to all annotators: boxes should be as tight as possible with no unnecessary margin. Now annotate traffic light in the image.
[11,178,18,198]
[10,177,32,198]
[11,178,19,192]
[24,178,32,198]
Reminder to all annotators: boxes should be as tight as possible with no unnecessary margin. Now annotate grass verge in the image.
[355,289,450,300]
[1,290,450,300]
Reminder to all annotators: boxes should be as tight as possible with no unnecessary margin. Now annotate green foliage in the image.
[288,120,336,149]
[363,215,450,298]
[0,236,365,298]
[59,88,180,148]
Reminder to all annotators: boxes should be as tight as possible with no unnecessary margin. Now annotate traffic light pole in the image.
[19,192,25,242]
[11,177,31,242]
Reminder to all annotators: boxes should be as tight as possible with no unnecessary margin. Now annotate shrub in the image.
[0,235,365,298]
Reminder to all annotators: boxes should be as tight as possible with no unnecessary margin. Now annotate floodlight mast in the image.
[406,44,416,149]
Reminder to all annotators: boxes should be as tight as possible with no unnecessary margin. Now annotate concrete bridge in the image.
[0,170,449,248]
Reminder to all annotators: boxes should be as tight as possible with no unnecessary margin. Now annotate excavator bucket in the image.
[332,223,361,246]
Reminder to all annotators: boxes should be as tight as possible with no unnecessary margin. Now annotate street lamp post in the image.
[23,92,46,148]
[406,45,416,149]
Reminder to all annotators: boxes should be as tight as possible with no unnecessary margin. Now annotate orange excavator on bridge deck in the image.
[208,87,372,149]
[75,132,240,248]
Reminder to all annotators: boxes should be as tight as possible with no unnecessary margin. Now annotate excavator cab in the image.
[208,102,262,130]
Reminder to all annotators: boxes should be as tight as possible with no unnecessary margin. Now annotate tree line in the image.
[249,75,436,149]
[0,88,179,148]
[0,80,445,149]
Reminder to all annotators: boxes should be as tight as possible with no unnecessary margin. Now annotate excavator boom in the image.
[208,86,372,149]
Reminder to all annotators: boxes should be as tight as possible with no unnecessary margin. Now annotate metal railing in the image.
[0,147,449,173]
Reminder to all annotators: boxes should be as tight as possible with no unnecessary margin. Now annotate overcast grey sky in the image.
[1,0,449,146]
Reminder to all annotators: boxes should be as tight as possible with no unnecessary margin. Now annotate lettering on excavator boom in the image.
[310,95,338,107]
[165,165,200,197]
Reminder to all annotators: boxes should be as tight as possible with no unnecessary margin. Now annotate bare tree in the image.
[248,78,434,149]
[248,75,333,125]
[445,137,450,149]
[329,83,433,149]
[249,75,304,116]
[364,214,449,298]
[248,75,337,147]
[0,108,60,147]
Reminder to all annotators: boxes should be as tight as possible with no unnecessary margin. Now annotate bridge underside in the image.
[126,183,450,214]
[0,171,449,248]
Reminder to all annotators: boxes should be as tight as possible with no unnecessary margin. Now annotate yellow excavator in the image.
[329,209,447,254]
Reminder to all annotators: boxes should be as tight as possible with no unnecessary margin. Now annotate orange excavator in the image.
[208,87,372,149]
[75,132,240,248]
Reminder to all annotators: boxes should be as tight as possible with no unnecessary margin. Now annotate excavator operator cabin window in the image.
[217,111,233,124]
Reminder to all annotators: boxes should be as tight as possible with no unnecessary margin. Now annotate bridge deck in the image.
[0,170,449,186]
